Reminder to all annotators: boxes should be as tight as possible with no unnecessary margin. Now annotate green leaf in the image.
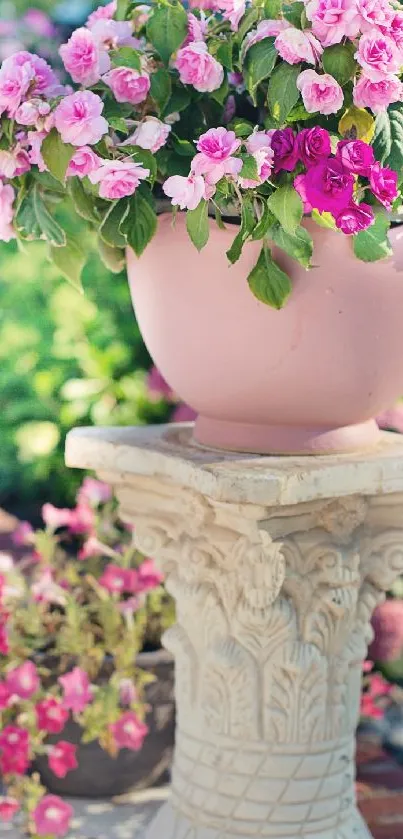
[122,187,157,256]
[216,40,233,71]
[108,116,129,134]
[268,185,303,236]
[247,245,292,308]
[99,198,130,248]
[121,145,157,182]
[283,2,305,28]
[226,199,255,263]
[186,200,209,251]
[146,3,188,65]
[171,133,195,157]
[268,63,300,124]
[98,237,126,273]
[322,43,356,86]
[68,178,100,223]
[228,118,255,138]
[41,129,75,184]
[250,202,274,241]
[50,236,86,290]
[264,0,282,17]
[17,184,67,246]
[353,212,392,262]
[238,6,259,42]
[244,38,278,93]
[116,0,129,19]
[33,189,66,246]
[239,153,259,181]
[162,86,191,117]
[373,104,403,173]
[269,223,313,268]
[286,101,312,122]
[111,46,142,71]
[150,67,172,114]
[15,189,42,239]
[312,209,336,229]
[211,76,229,106]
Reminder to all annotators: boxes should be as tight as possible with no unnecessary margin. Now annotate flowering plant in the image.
[0,476,172,837]
[0,0,402,308]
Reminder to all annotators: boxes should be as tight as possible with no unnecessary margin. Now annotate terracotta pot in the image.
[35,650,175,798]
[128,213,403,455]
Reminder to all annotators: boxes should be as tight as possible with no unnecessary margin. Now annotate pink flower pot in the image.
[128,213,403,454]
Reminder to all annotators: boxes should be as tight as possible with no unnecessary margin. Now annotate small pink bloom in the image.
[103,66,150,105]
[67,146,100,179]
[336,139,374,175]
[49,741,78,779]
[68,503,95,535]
[89,158,149,199]
[298,126,331,168]
[172,402,198,422]
[32,569,67,606]
[186,12,208,43]
[301,158,354,215]
[0,148,30,178]
[99,563,137,594]
[119,678,138,706]
[0,725,30,775]
[0,622,9,656]
[33,795,73,838]
[118,595,140,616]
[196,127,241,161]
[0,682,10,710]
[36,697,69,734]
[215,0,246,30]
[4,51,63,98]
[27,130,48,173]
[358,0,392,33]
[77,477,112,506]
[305,0,360,46]
[6,661,39,700]
[271,127,299,173]
[42,502,72,530]
[15,98,51,127]
[78,535,106,560]
[125,117,171,153]
[59,27,110,86]
[0,179,15,243]
[109,711,149,750]
[353,74,403,113]
[175,42,224,93]
[188,0,217,7]
[91,18,138,49]
[136,558,163,593]
[54,91,108,147]
[356,33,400,81]
[243,19,289,55]
[369,161,398,210]
[297,69,344,115]
[23,8,56,37]
[163,173,208,210]
[191,152,242,185]
[86,1,117,27]
[335,202,375,234]
[244,132,274,185]
[0,59,32,117]
[59,667,93,713]
[385,11,403,51]
[0,798,19,822]
[275,27,323,65]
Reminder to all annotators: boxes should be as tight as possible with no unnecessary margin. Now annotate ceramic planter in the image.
[128,213,403,455]
[36,650,174,798]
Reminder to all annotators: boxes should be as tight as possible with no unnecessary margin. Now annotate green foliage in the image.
[322,43,357,87]
[186,200,210,251]
[146,1,188,65]
[244,37,278,93]
[268,185,303,236]
[353,212,392,262]
[247,244,292,308]
[268,63,301,124]
[373,104,403,174]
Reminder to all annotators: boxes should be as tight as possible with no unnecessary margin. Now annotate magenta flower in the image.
[171,402,198,422]
[0,725,30,775]
[136,558,163,593]
[109,711,148,751]
[298,126,331,168]
[54,91,108,147]
[0,622,9,656]
[59,27,110,87]
[336,139,374,176]
[356,32,400,82]
[48,742,78,779]
[99,563,137,594]
[369,162,398,210]
[196,127,241,161]
[6,661,39,700]
[68,503,95,535]
[33,795,73,838]
[301,158,354,215]
[335,202,375,234]
[36,697,69,734]
[163,173,208,210]
[271,127,299,173]
[89,159,149,200]
[67,147,100,180]
[175,42,224,93]
[11,521,34,546]
[0,797,19,823]
[353,74,403,113]
[59,667,93,714]
[103,67,150,105]
[0,681,10,710]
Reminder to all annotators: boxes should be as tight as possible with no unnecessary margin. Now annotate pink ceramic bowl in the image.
[128,213,403,454]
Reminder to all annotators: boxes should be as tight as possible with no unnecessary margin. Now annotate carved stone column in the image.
[66,425,403,839]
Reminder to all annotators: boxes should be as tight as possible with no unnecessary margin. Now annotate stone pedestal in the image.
[66,424,403,839]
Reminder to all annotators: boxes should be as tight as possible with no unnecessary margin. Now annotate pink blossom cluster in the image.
[360,661,392,720]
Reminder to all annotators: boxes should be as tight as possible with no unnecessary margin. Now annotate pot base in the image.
[193,416,381,455]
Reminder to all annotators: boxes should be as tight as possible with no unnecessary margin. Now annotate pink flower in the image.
[33,795,73,838]
[242,19,289,54]
[59,667,93,713]
[335,202,375,234]
[369,161,398,210]
[301,158,354,215]
[336,139,374,175]
[298,126,331,168]
[125,117,171,153]
[188,0,217,7]
[77,477,112,507]
[353,74,403,112]
[15,98,51,127]
[36,697,69,734]
[119,678,138,706]
[0,725,30,775]
[196,127,241,160]
[191,152,242,185]
[86,1,117,27]
[385,11,403,51]
[6,661,40,700]
[305,0,360,46]
[215,0,246,30]
[23,8,56,38]
[275,27,323,65]
[297,69,344,115]
[109,711,148,751]
[103,67,150,105]
[186,12,208,43]
[89,158,149,199]
[67,146,100,179]
[42,503,72,530]
[0,179,15,243]
[49,742,78,778]
[99,563,137,594]
[358,0,392,33]
[118,595,140,616]
[163,173,208,210]
[271,127,299,173]
[54,91,108,147]
[0,798,19,822]
[68,504,95,535]
[0,622,9,656]
[136,558,163,593]
[0,148,29,178]
[27,129,48,172]
[0,682,10,710]
[356,33,400,81]
[59,27,110,86]
[32,569,67,606]
[4,52,63,97]
[175,42,224,93]
[0,60,32,117]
